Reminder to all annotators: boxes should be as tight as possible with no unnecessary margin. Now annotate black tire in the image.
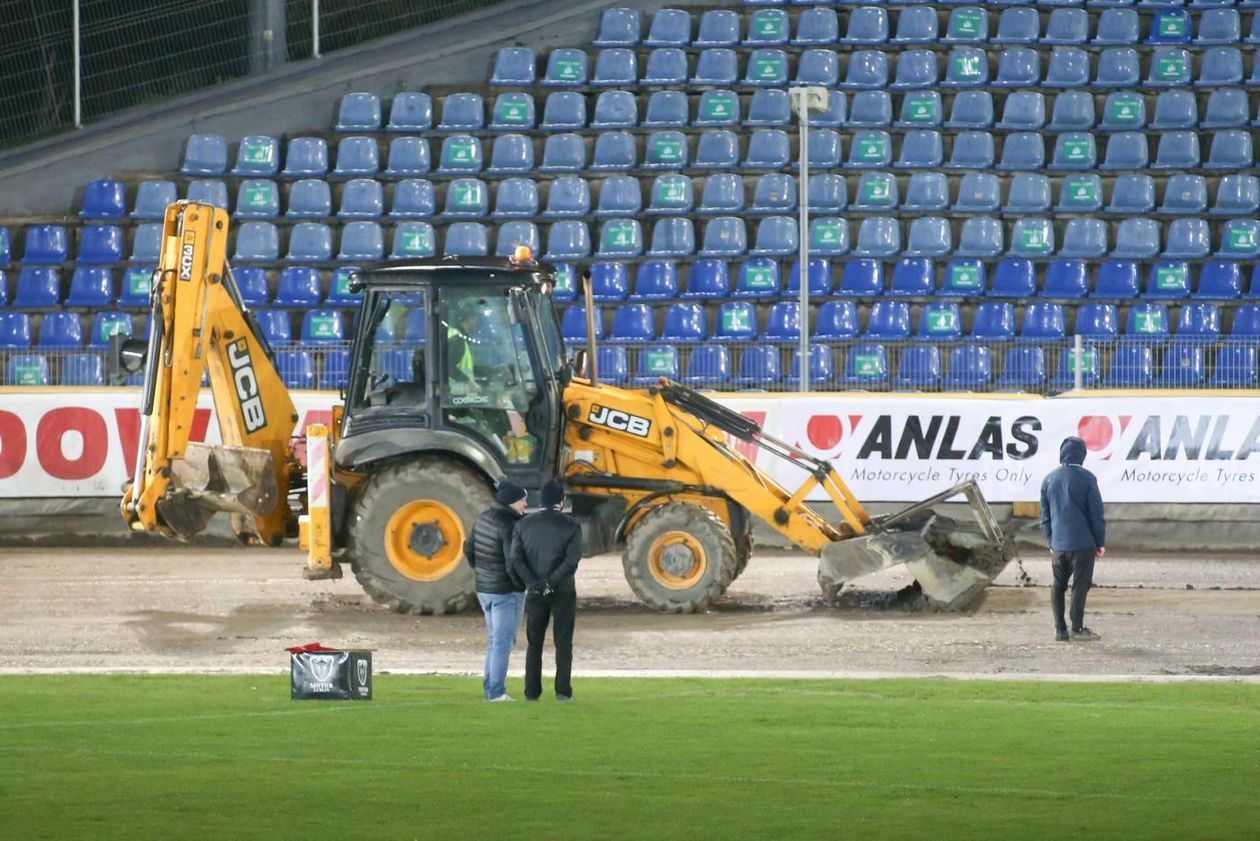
[623,503,737,613]
[346,457,490,615]
[732,533,753,582]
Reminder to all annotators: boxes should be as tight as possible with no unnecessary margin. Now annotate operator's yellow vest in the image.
[447,326,474,382]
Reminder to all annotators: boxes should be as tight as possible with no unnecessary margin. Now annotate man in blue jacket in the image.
[1041,436,1106,642]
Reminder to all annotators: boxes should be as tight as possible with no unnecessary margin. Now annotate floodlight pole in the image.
[72,0,81,128]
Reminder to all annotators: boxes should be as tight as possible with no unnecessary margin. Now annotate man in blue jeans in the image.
[1041,436,1107,643]
[463,480,528,701]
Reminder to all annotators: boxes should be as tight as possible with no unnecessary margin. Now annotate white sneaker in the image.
[487,694,515,702]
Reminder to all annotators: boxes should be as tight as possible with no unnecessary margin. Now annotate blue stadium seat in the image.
[695,217,742,258]
[997,91,1046,130]
[785,258,831,298]
[285,179,331,219]
[794,7,839,45]
[87,311,133,348]
[253,309,291,345]
[13,268,60,309]
[490,48,536,86]
[743,89,789,126]
[681,261,729,300]
[610,304,655,343]
[683,345,730,388]
[1164,218,1211,259]
[843,7,890,44]
[1210,175,1258,216]
[385,92,433,131]
[539,92,586,131]
[335,92,381,132]
[939,258,986,296]
[813,300,859,340]
[543,49,588,87]
[787,345,834,388]
[745,8,789,46]
[795,49,841,87]
[632,344,680,385]
[1216,219,1260,259]
[1148,90,1196,131]
[551,264,577,303]
[594,7,641,46]
[228,266,268,306]
[1009,218,1055,258]
[972,302,1017,341]
[181,133,228,176]
[1044,8,1089,44]
[895,130,944,169]
[945,91,994,129]
[894,6,941,44]
[57,352,104,386]
[124,222,162,264]
[1127,302,1171,337]
[1022,302,1068,340]
[286,222,333,262]
[594,345,629,385]
[1194,261,1244,299]
[589,131,635,172]
[325,267,360,307]
[232,222,279,262]
[281,137,329,178]
[749,174,795,216]
[839,50,889,89]
[1159,344,1205,386]
[1198,46,1244,86]
[1100,92,1146,131]
[487,134,534,175]
[745,215,796,254]
[942,6,987,44]
[997,346,1047,389]
[841,343,889,386]
[316,350,350,391]
[744,49,789,86]
[1093,261,1140,299]
[902,216,951,257]
[436,135,482,176]
[691,48,738,85]
[1210,345,1257,387]
[22,225,68,265]
[794,128,842,171]
[712,301,758,342]
[1002,173,1050,213]
[1057,174,1104,213]
[994,47,1041,87]
[492,177,539,219]
[1093,9,1139,45]
[1094,47,1141,88]
[442,178,489,220]
[1107,344,1154,386]
[338,222,385,261]
[890,50,938,89]
[864,300,912,339]
[6,353,49,386]
[992,259,1038,298]
[273,267,322,308]
[1232,304,1260,338]
[845,130,891,169]
[903,171,948,211]
[231,135,280,178]
[588,262,630,302]
[917,301,962,341]
[811,90,847,129]
[1106,174,1156,215]
[645,174,691,216]
[692,90,738,127]
[76,225,122,265]
[1049,132,1096,170]
[80,179,126,220]
[956,217,1005,258]
[1051,345,1101,389]
[488,93,535,131]
[561,304,600,344]
[1060,218,1108,258]
[693,130,738,169]
[646,8,691,47]
[300,310,344,345]
[543,220,591,262]
[116,265,155,308]
[632,262,678,301]
[1049,91,1095,131]
[947,131,996,169]
[995,8,1040,44]
[643,90,688,128]
[597,219,643,258]
[942,47,989,87]
[440,222,486,257]
[834,260,882,298]
[846,90,892,127]
[897,91,943,128]
[132,180,177,220]
[809,217,850,257]
[1176,302,1222,340]
[383,137,431,177]
[851,172,898,212]
[763,302,801,341]
[953,172,1005,214]
[0,311,33,348]
[233,179,280,219]
[389,180,435,219]
[894,345,941,389]
[1147,48,1192,87]
[741,129,790,169]
[592,90,637,129]
[65,267,112,309]
[1202,88,1249,130]
[1044,47,1091,88]
[1110,218,1160,259]
[1206,129,1253,170]
[888,258,933,297]
[695,10,738,47]
[337,178,384,220]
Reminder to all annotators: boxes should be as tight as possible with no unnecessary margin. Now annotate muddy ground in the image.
[3,546,1258,680]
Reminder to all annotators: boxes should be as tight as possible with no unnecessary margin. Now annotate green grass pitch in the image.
[0,675,1256,840]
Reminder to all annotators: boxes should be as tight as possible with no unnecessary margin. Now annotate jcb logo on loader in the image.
[227,339,267,433]
[178,232,196,281]
[587,405,651,438]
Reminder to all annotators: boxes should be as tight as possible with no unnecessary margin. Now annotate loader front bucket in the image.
[817,481,1013,610]
[156,442,279,540]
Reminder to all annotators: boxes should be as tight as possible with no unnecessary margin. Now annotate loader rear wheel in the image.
[346,458,490,615]
[623,503,736,613]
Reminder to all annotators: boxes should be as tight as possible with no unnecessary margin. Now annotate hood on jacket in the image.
[1060,436,1087,466]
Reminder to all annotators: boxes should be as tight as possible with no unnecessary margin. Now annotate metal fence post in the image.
[796,87,810,393]
[72,0,81,128]
[1073,333,1084,391]
[313,0,321,58]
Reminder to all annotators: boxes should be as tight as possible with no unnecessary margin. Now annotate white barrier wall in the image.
[1,390,1258,503]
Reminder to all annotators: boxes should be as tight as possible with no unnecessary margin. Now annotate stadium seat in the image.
[1002,173,1050,213]
[945,91,994,129]
[6,353,49,386]
[551,265,577,303]
[232,222,278,262]
[338,179,384,220]
[1051,345,1101,389]
[942,47,989,87]
[390,180,436,219]
[490,48,536,86]
[786,345,834,388]
[809,218,850,257]
[744,49,789,86]
[1100,92,1146,131]
[116,265,155,308]
[1202,88,1249,129]
[795,129,842,170]
[486,134,534,175]
[543,221,591,262]
[543,49,588,86]
[286,223,333,262]
[1009,218,1055,258]
[1106,175,1156,215]
[741,129,790,169]
[1045,8,1089,44]
[632,344,680,385]
[997,91,1046,130]
[442,178,489,220]
[1148,90,1196,131]
[832,260,880,299]
[691,48,738,85]
[384,92,432,132]
[1107,345,1154,386]
[646,8,691,47]
[902,217,951,257]
[1044,47,1091,88]
[643,90,687,128]
[1094,260,1140,299]
[1049,132,1096,170]
[785,258,831,299]
[1093,9,1139,45]
[1094,47,1141,88]
[181,133,228,176]
[841,343,889,386]
[995,8,1039,44]
[588,263,630,303]
[894,345,941,389]
[488,93,535,131]
[253,309,291,345]
[1049,91,1095,131]
[338,222,386,261]
[317,350,350,390]
[632,262,678,302]
[846,90,892,127]
[795,49,841,87]
[745,9,789,46]
[888,258,933,297]
[1042,261,1089,301]
[1060,218,1108,259]
[896,91,943,128]
[1164,218,1211,259]
[992,259,1038,298]
[743,89,789,126]
[942,6,986,44]
[12,268,60,310]
[749,174,795,216]
[1127,302,1171,337]
[996,346,1047,390]
[589,131,636,172]
[902,172,948,212]
[997,131,1044,170]
[890,50,938,90]
[231,135,280,178]
[794,7,839,45]
[681,261,728,300]
[436,135,482,176]
[839,50,889,89]
[281,137,329,178]
[896,6,942,44]
[895,130,944,169]
[609,304,655,344]
[864,300,912,339]
[273,267,322,308]
[917,301,962,342]
[1159,345,1205,386]
[683,345,730,387]
[1194,262,1244,299]
[1216,219,1260,259]
[1210,345,1257,387]
[695,217,742,258]
[938,258,986,297]
[132,180,177,220]
[21,225,68,265]
[1021,302,1068,340]
[764,302,801,341]
[1177,302,1222,340]
[592,90,637,130]
[87,311,133,348]
[1198,47,1244,87]
[80,178,126,220]
[284,179,331,219]
[233,179,280,220]
[812,300,859,342]
[693,130,738,169]
[539,92,586,131]
[852,173,898,212]
[0,311,34,348]
[1206,130,1254,170]
[845,131,891,169]
[65,267,112,309]
[1056,174,1104,213]
[382,137,431,177]
[300,310,344,345]
[75,225,122,265]
[595,7,640,46]
[994,47,1041,87]
[851,217,898,258]
[495,221,540,258]
[57,353,104,386]
[325,268,360,307]
[335,92,381,132]
[1210,175,1259,216]
[712,301,757,342]
[229,266,268,307]
[492,177,540,219]
[1110,218,1160,259]
[1147,48,1192,87]
[645,174,691,216]
[943,345,994,389]
[843,7,889,44]
[439,222,484,257]
[123,223,161,264]
[597,219,643,258]
[956,217,1004,258]
[693,90,739,127]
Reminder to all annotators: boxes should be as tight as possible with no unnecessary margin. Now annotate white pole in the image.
[797,88,810,393]
[312,0,321,58]
[72,0,81,127]
[1073,333,1084,391]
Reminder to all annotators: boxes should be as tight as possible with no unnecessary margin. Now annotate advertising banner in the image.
[1,390,1258,503]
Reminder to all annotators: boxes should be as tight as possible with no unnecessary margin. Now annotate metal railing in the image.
[0,0,505,148]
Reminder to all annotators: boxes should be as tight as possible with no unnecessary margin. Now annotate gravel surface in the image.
[3,546,1258,681]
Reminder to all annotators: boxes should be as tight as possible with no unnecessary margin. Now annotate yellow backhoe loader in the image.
[119,202,1015,614]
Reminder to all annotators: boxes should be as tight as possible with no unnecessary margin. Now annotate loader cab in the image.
[337,256,568,491]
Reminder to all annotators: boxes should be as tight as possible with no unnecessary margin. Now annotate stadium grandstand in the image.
[2,0,1260,392]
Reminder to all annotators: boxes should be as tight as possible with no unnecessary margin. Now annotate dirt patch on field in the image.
[2,546,1258,679]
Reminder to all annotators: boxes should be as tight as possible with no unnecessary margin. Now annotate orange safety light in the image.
[512,244,533,263]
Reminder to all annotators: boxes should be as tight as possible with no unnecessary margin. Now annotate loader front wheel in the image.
[346,458,490,615]
[623,503,736,613]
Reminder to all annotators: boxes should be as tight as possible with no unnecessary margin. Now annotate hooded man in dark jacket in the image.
[464,480,528,701]
[508,478,582,701]
[1041,436,1106,643]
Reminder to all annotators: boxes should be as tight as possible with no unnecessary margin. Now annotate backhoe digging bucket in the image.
[818,481,1013,610]
[157,442,279,540]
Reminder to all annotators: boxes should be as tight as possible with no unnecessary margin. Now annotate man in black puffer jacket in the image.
[463,480,527,701]
[509,478,582,702]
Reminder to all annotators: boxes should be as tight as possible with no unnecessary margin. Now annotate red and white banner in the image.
[2,390,1259,502]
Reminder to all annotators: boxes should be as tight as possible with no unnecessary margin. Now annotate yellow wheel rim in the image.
[384,500,465,582]
[647,530,708,590]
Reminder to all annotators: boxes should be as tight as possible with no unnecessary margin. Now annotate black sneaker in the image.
[1070,627,1101,642]
[1055,631,1070,642]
